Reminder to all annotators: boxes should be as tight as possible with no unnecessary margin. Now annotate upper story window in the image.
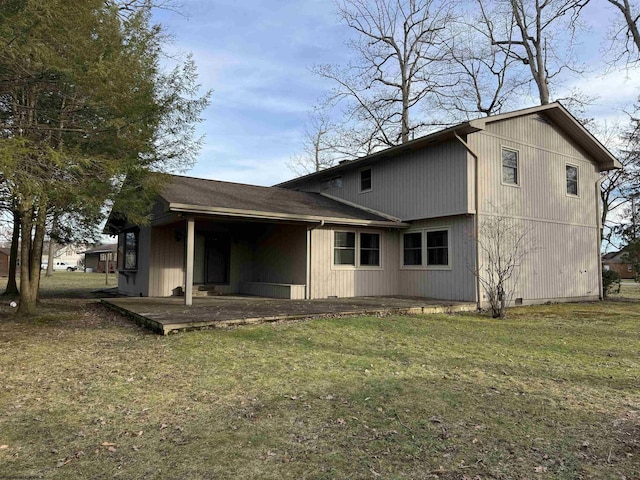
[118,229,139,271]
[566,164,578,196]
[322,176,343,191]
[502,148,519,186]
[360,167,372,192]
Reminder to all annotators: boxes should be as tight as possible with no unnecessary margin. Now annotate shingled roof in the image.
[158,175,405,227]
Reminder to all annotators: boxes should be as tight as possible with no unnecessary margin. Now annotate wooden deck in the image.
[101,295,477,335]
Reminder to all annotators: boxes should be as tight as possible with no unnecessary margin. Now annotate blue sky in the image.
[153,0,640,186]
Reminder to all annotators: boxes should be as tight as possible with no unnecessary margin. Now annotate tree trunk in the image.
[17,199,47,316]
[45,238,56,277]
[3,210,20,296]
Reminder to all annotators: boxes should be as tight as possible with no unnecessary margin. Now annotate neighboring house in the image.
[602,250,636,279]
[42,243,85,269]
[0,248,9,277]
[82,244,118,273]
[106,103,620,307]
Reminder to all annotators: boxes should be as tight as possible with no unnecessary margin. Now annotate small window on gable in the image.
[426,230,449,266]
[360,167,372,192]
[403,232,422,266]
[322,176,343,190]
[334,231,355,265]
[502,148,519,185]
[566,164,578,196]
[360,233,380,266]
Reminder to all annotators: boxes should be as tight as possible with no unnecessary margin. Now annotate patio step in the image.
[192,286,222,297]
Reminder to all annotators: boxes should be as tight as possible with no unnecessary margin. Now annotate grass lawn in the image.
[0,273,639,479]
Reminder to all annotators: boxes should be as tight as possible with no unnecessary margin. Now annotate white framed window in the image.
[426,230,448,266]
[359,232,380,266]
[403,232,422,266]
[359,167,372,193]
[333,231,355,265]
[333,230,382,269]
[502,147,519,186]
[401,227,450,270]
[566,164,579,196]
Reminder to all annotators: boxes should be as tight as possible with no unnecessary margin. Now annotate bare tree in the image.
[478,0,588,105]
[474,212,535,318]
[313,0,456,154]
[605,0,640,65]
[288,107,340,175]
[438,11,530,120]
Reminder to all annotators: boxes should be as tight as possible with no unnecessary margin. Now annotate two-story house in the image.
[106,103,620,307]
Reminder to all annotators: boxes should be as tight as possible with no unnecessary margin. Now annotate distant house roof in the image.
[277,102,621,189]
[602,249,630,264]
[81,244,117,255]
[0,248,10,257]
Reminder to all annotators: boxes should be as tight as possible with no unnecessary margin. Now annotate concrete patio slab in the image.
[101,295,476,334]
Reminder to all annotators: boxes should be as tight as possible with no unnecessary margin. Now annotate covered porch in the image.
[149,217,310,302]
[102,295,476,334]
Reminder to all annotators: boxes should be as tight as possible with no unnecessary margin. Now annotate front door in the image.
[205,233,230,284]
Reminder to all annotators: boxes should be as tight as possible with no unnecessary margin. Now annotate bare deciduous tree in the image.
[288,107,340,175]
[438,11,530,120]
[478,0,588,105]
[475,212,535,318]
[605,0,640,65]
[313,0,456,154]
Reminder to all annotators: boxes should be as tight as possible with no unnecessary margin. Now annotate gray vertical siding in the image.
[470,113,602,303]
[399,216,477,301]
[250,224,307,285]
[296,139,472,221]
[309,226,400,298]
[148,224,185,297]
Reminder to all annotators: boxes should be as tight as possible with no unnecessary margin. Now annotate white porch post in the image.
[185,217,195,306]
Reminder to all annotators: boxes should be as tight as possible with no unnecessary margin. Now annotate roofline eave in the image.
[168,203,409,228]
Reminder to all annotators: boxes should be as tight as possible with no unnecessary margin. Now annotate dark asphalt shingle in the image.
[160,175,397,223]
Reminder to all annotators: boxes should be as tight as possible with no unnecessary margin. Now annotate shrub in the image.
[602,269,621,298]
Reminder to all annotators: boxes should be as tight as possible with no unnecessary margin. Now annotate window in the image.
[628,265,633,272]
[334,231,355,265]
[360,233,380,266]
[322,176,343,190]
[401,228,450,269]
[119,230,138,270]
[426,230,449,266]
[360,167,372,192]
[566,164,578,196]
[502,148,519,185]
[403,232,422,266]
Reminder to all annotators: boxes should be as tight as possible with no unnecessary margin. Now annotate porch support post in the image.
[185,217,195,306]
[306,227,311,300]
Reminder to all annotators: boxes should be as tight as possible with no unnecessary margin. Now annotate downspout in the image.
[595,175,604,300]
[454,132,482,310]
[306,220,325,299]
